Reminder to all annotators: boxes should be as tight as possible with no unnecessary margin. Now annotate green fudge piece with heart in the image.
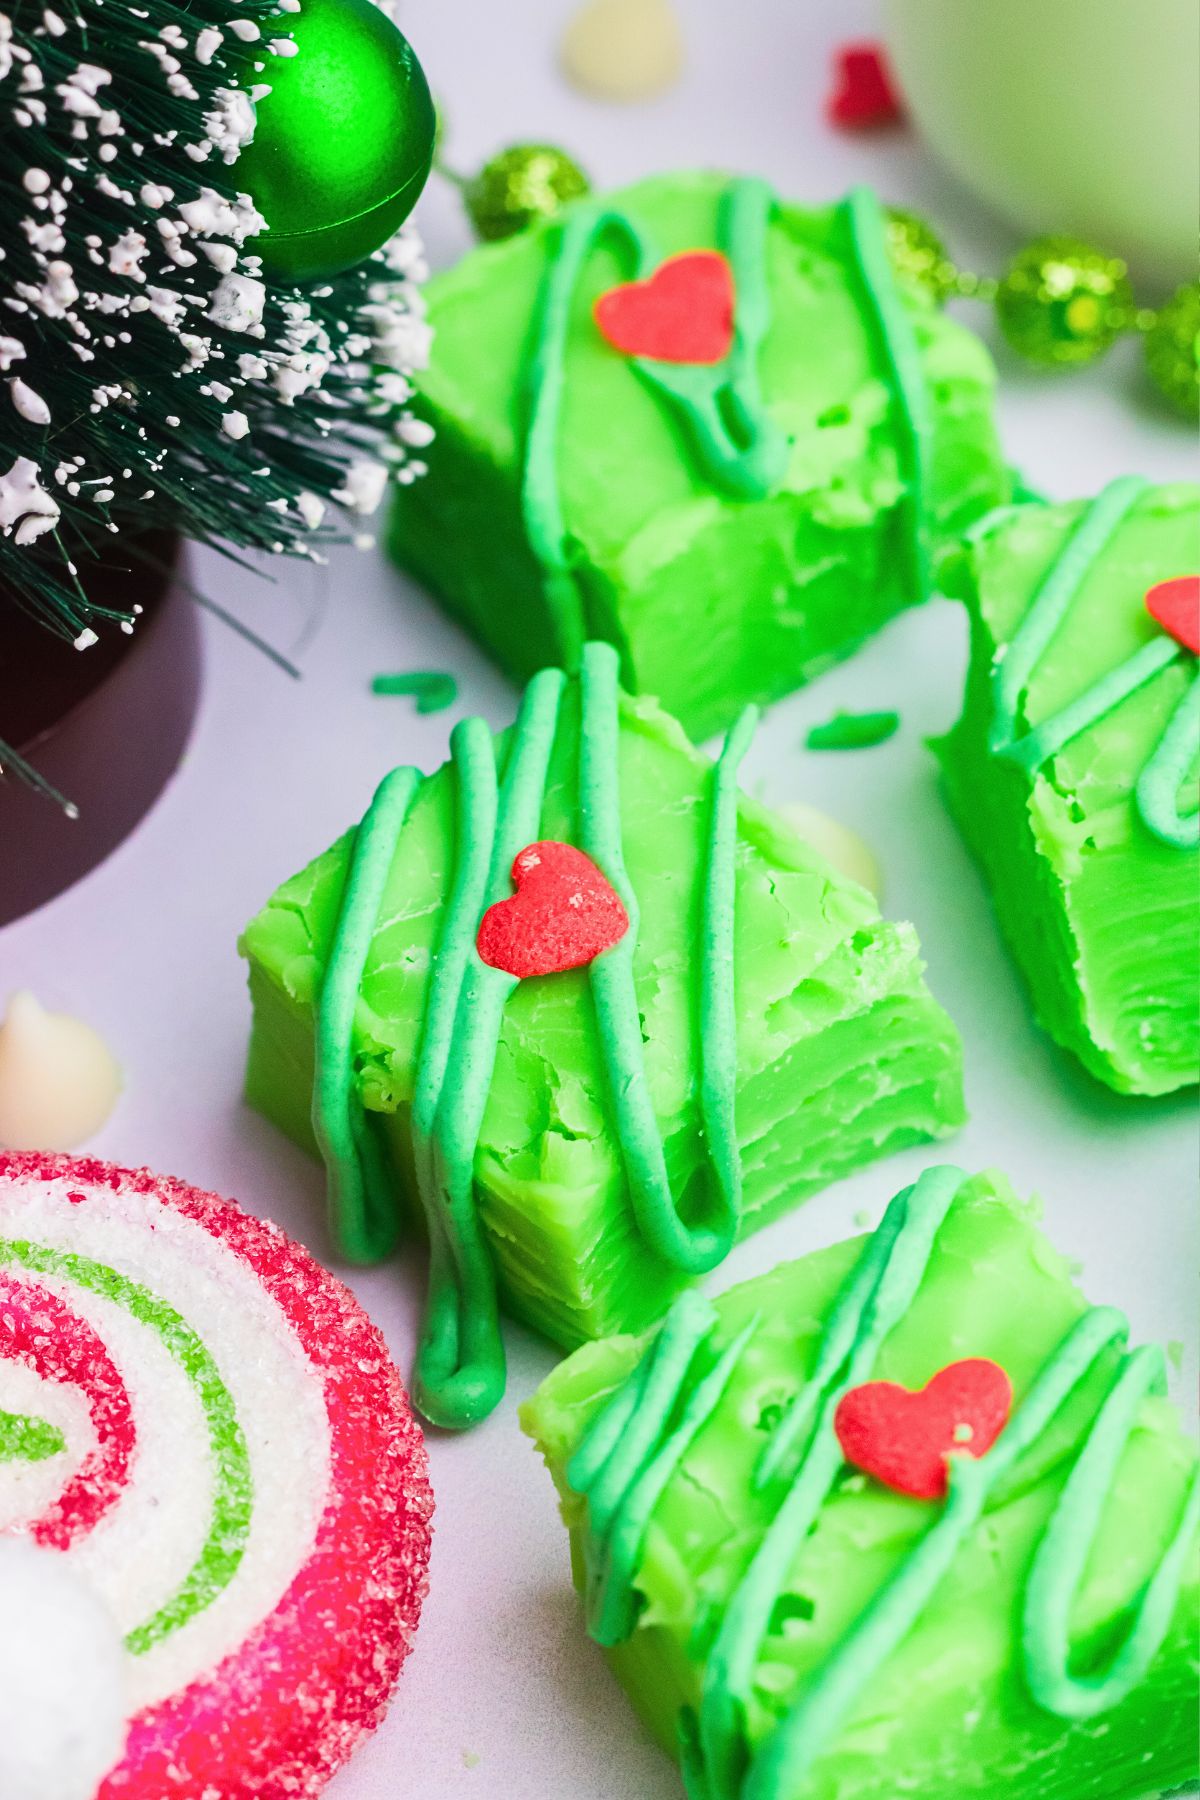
[521,1165,1200,1800]
[239,646,964,1428]
[388,171,1010,742]
[937,477,1200,1096]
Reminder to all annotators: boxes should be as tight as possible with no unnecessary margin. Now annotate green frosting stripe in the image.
[521,180,789,670]
[691,1166,963,1800]
[1000,633,1182,774]
[0,1239,252,1654]
[414,669,566,1428]
[312,644,758,1428]
[844,186,932,605]
[1136,670,1200,849]
[581,640,753,1273]
[408,714,502,1429]
[634,179,789,502]
[1022,1340,1200,1720]
[313,763,423,1263]
[571,1290,714,1543]
[985,474,1196,852]
[523,208,652,667]
[584,1296,757,1650]
[563,1167,1198,1798]
[989,475,1147,744]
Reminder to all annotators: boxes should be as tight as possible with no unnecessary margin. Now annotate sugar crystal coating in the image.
[0,1150,433,1799]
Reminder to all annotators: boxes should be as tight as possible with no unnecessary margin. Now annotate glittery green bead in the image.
[465,144,590,243]
[884,208,959,306]
[1144,283,1200,419]
[995,237,1135,366]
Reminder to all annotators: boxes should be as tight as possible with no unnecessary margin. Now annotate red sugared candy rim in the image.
[0,1150,433,1800]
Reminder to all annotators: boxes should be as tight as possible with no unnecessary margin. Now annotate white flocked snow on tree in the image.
[0,0,435,791]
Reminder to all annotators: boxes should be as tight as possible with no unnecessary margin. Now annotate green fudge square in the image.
[522,1166,1200,1800]
[937,478,1199,1096]
[388,171,1009,741]
[240,658,964,1379]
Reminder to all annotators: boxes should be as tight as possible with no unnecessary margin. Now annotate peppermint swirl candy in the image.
[0,1152,433,1799]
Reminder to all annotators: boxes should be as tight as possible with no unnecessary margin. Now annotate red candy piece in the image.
[834,1358,1013,1500]
[594,251,735,365]
[1145,575,1200,656]
[827,41,904,131]
[476,841,629,978]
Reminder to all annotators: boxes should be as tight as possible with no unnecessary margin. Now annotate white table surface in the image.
[4,3,1196,1796]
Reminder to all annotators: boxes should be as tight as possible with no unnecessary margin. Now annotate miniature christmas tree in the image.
[0,0,434,790]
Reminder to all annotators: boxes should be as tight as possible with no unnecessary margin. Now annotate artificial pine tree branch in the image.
[0,0,430,664]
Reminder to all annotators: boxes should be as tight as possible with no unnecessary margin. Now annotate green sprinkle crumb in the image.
[806,710,900,751]
[462,1750,481,1770]
[1167,1340,1185,1375]
[372,670,458,714]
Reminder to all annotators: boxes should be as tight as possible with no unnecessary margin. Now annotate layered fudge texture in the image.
[524,1165,1200,1800]
[389,171,1010,741]
[938,477,1199,1095]
[241,646,964,1426]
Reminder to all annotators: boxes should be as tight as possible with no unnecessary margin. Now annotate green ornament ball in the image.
[995,236,1134,367]
[884,208,959,306]
[235,0,435,284]
[465,144,590,243]
[1144,283,1200,420]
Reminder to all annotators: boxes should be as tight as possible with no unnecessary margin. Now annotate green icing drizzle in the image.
[521,179,788,669]
[1136,673,1200,850]
[843,185,932,606]
[411,673,565,1429]
[313,764,422,1264]
[631,180,790,503]
[313,642,754,1429]
[519,179,938,676]
[524,206,653,668]
[568,1286,758,1648]
[0,1239,252,1655]
[580,640,755,1273]
[0,1409,65,1461]
[988,475,1199,852]
[1022,1336,1200,1720]
[565,1165,1200,1799]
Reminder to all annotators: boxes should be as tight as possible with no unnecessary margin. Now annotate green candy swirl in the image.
[0,1238,252,1655]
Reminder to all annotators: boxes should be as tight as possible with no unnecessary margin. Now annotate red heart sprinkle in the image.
[475,841,629,979]
[826,41,904,131]
[834,1358,1013,1500]
[594,251,735,366]
[1145,575,1200,657]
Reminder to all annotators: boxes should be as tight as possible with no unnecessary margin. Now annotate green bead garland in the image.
[994,237,1135,367]
[464,144,591,243]
[883,209,960,307]
[1143,283,1200,420]
[881,209,1196,421]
